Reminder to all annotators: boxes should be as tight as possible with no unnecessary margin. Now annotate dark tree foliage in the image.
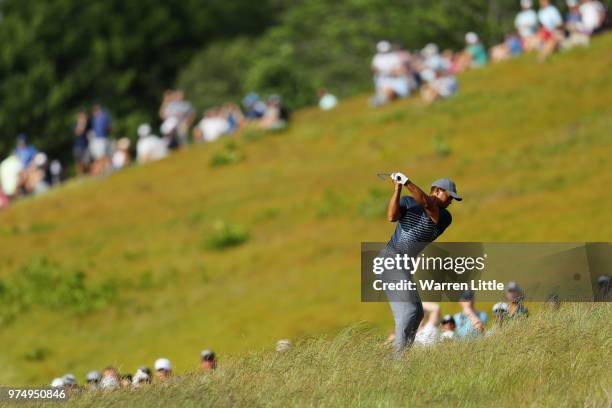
[0,0,275,156]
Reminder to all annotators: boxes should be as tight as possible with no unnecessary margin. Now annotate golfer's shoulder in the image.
[438,207,452,227]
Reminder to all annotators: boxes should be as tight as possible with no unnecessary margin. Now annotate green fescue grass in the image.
[63,304,611,407]
[0,35,612,386]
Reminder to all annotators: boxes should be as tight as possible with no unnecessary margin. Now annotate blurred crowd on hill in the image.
[371,0,609,106]
[0,0,608,211]
[0,91,290,210]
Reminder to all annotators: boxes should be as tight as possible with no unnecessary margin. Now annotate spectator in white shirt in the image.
[136,123,168,164]
[538,0,564,60]
[579,0,606,34]
[515,0,541,51]
[370,41,410,106]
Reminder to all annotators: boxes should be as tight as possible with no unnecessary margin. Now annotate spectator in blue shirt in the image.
[15,133,38,168]
[453,290,488,339]
[91,103,111,139]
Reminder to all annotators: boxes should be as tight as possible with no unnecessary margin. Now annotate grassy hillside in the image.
[1,35,612,386]
[69,304,612,407]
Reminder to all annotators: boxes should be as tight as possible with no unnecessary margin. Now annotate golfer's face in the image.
[433,188,453,208]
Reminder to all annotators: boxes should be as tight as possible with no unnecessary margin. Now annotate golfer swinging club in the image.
[382,172,461,353]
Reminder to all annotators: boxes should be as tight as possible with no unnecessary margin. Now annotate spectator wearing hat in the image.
[505,281,529,318]
[50,377,65,388]
[276,339,292,353]
[440,314,456,340]
[136,123,168,164]
[464,32,488,67]
[453,290,488,338]
[62,374,79,393]
[200,350,217,371]
[515,0,541,51]
[487,302,509,336]
[154,358,173,382]
[370,40,410,106]
[132,367,151,388]
[85,371,101,391]
[15,134,38,168]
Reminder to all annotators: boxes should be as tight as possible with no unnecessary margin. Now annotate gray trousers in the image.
[381,250,424,353]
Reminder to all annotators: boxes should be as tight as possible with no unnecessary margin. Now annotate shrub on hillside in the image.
[204,221,250,250]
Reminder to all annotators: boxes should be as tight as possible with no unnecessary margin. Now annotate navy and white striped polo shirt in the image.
[387,196,452,254]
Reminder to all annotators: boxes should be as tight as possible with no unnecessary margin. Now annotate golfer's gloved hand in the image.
[390,172,409,185]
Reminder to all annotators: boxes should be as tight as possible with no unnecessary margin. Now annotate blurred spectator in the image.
[111,138,131,170]
[154,358,173,382]
[90,103,112,175]
[595,275,610,300]
[50,160,62,186]
[538,0,564,60]
[414,302,440,346]
[242,93,267,120]
[136,123,168,164]
[563,0,591,49]
[21,153,50,195]
[440,314,456,340]
[100,366,120,390]
[276,339,292,352]
[200,349,217,371]
[487,302,509,336]
[62,374,79,391]
[491,33,524,62]
[546,293,561,310]
[505,281,529,318]
[370,40,411,106]
[579,0,607,34]
[224,103,245,132]
[464,32,489,67]
[0,154,23,199]
[515,0,541,51]
[194,109,231,143]
[132,367,151,388]
[50,377,65,388]
[453,290,488,338]
[260,95,289,130]
[73,109,90,175]
[159,90,195,146]
[160,116,181,150]
[120,374,133,388]
[318,88,338,111]
[0,187,9,209]
[15,134,37,168]
[85,371,101,391]
[420,69,458,103]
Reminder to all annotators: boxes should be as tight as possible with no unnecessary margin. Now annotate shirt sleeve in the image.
[399,196,416,217]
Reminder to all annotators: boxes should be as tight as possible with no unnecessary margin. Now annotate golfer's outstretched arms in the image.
[404,181,440,224]
[387,183,402,222]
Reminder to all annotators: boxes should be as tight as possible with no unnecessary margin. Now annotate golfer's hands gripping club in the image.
[390,172,409,186]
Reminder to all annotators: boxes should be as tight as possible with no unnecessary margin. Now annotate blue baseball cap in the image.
[431,178,462,201]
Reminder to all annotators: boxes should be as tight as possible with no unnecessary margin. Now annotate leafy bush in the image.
[0,258,118,325]
[204,221,250,250]
[209,141,245,167]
